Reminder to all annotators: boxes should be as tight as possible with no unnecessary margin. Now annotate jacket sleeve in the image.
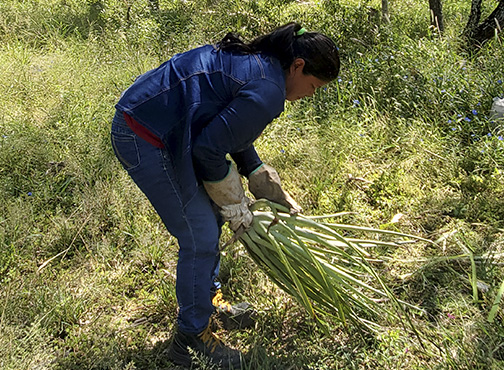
[192,79,284,182]
[230,145,263,177]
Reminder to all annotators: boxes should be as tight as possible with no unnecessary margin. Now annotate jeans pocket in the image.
[111,131,140,171]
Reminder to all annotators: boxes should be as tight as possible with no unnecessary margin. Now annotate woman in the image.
[111,22,340,368]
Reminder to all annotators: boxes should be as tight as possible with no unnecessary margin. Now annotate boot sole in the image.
[166,343,192,367]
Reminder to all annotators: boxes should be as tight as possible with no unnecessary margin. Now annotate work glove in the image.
[203,165,253,232]
[248,164,302,214]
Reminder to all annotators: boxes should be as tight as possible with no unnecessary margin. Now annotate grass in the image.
[0,0,503,369]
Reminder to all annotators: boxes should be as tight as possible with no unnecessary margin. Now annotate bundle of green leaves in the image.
[240,200,429,332]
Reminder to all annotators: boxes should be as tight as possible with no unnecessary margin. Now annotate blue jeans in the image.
[111,110,222,334]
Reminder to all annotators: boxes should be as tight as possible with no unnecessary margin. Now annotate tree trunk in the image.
[382,0,390,23]
[466,0,504,47]
[428,0,444,34]
[463,0,483,39]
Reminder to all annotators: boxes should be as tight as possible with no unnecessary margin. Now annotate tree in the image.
[382,0,390,23]
[464,0,504,47]
[464,0,483,38]
[429,0,445,34]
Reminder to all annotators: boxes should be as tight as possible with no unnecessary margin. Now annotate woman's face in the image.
[285,58,327,101]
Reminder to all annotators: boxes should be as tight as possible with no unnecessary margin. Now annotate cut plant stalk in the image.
[238,199,428,332]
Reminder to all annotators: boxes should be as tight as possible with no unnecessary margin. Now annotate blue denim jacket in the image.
[115,44,286,200]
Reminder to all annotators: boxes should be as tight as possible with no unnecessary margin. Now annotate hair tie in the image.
[296,27,307,36]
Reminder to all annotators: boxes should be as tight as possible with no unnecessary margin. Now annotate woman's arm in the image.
[192,79,284,182]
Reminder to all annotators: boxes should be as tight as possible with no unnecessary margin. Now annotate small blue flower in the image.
[457,114,462,118]
[487,133,492,137]
[451,127,457,131]
[337,78,342,83]
[375,59,379,62]
[441,89,446,93]
[472,109,478,115]
[448,119,452,123]
[27,192,32,196]
[280,149,285,154]
[498,135,503,141]
[498,80,503,84]
[353,99,360,106]
[464,117,471,122]
[403,75,408,79]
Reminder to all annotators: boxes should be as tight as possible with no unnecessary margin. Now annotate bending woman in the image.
[111,22,340,369]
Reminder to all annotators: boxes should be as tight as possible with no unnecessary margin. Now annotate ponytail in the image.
[217,22,340,82]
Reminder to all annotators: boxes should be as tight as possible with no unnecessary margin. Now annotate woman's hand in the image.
[248,164,302,215]
[203,165,254,231]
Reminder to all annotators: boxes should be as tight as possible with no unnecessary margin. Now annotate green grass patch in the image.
[1,0,504,369]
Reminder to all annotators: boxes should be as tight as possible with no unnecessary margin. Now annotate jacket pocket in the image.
[111,131,141,171]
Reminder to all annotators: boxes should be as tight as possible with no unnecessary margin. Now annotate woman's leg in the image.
[111,111,220,334]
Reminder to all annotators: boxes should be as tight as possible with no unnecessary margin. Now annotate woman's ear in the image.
[289,58,306,75]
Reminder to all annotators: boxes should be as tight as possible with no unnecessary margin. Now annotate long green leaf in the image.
[488,277,504,323]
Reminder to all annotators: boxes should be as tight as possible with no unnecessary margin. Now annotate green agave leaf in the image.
[241,200,427,331]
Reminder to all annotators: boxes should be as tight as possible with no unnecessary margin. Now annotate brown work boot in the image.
[167,322,244,369]
[212,289,256,330]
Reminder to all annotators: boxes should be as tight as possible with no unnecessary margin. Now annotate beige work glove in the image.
[248,164,302,214]
[203,165,253,231]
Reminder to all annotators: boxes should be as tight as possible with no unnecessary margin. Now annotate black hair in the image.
[217,22,340,82]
